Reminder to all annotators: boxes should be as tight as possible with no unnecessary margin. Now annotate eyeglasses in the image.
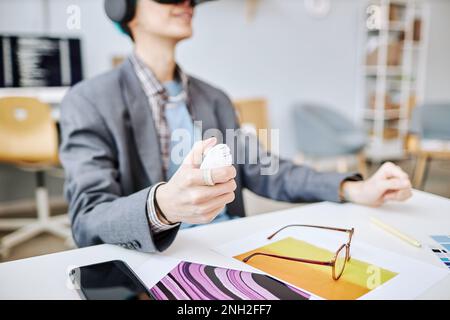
[242,224,355,280]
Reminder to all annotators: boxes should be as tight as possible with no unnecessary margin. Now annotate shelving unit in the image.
[362,0,429,161]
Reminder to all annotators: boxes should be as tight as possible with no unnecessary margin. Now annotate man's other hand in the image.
[341,162,412,207]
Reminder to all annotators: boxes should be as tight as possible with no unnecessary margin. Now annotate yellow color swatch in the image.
[234,237,397,300]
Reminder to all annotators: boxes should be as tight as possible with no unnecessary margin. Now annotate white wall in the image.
[424,0,450,103]
[1,0,449,157]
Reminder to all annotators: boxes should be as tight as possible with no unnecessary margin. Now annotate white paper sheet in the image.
[214,225,449,300]
[135,255,181,290]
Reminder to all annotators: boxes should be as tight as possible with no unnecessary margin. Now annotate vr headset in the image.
[105,0,216,31]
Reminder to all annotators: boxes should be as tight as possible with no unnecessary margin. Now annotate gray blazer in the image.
[59,59,357,253]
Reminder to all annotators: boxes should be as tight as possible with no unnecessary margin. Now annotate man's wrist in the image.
[147,183,179,234]
[154,183,176,225]
[340,181,351,202]
[340,180,363,203]
[339,173,364,203]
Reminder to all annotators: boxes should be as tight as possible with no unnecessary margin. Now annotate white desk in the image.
[0,190,449,300]
[0,87,68,104]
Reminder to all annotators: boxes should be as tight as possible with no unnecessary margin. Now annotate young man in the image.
[59,0,412,253]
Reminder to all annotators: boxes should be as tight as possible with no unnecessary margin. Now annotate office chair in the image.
[408,103,450,189]
[293,103,368,177]
[0,97,71,258]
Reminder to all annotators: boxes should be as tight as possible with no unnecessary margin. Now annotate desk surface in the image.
[0,190,449,300]
[0,87,68,104]
[0,87,68,121]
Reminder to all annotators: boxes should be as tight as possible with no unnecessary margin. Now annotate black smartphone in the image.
[69,260,154,300]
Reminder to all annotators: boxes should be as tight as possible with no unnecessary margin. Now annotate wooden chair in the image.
[233,98,270,149]
[0,97,71,258]
[407,135,450,189]
[408,103,450,189]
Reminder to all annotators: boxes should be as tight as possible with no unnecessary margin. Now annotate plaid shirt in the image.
[130,53,190,233]
[130,53,191,174]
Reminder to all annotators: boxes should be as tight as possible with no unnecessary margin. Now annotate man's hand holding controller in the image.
[155,138,236,225]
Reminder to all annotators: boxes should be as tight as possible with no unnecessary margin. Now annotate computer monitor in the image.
[0,35,83,88]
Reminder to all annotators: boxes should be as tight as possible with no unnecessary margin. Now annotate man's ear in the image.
[126,10,139,41]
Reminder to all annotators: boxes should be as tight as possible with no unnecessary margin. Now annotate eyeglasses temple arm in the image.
[242,252,333,267]
[267,225,353,240]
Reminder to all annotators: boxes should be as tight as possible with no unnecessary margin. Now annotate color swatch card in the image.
[429,235,450,270]
[215,225,448,300]
[136,256,310,300]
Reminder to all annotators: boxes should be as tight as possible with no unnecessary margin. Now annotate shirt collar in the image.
[129,52,189,98]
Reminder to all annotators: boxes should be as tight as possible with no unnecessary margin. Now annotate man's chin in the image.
[173,32,193,42]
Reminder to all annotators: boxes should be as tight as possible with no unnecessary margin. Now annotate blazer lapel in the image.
[120,59,164,184]
[188,79,218,138]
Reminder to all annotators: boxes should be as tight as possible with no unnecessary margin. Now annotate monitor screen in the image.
[0,35,83,88]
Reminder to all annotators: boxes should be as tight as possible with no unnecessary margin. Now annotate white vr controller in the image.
[200,144,233,170]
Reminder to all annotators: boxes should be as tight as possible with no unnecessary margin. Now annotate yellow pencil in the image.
[370,217,422,248]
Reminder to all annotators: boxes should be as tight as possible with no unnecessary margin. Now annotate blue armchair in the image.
[293,103,368,176]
